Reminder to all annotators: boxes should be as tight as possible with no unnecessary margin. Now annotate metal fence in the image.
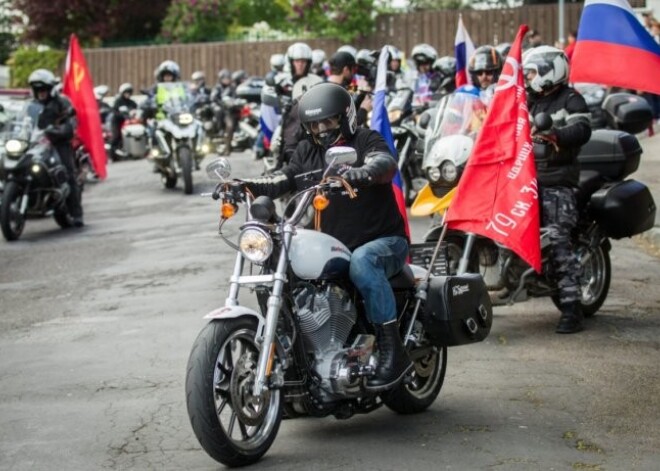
[85,4,587,92]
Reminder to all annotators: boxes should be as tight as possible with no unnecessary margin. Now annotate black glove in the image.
[44,125,65,140]
[343,167,372,187]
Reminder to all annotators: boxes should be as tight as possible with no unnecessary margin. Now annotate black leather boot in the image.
[556,303,584,334]
[366,320,413,391]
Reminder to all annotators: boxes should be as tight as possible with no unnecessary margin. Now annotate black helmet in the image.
[468,46,503,84]
[156,60,180,82]
[28,69,56,101]
[298,82,357,148]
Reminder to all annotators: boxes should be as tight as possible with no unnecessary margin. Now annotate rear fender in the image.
[203,305,265,336]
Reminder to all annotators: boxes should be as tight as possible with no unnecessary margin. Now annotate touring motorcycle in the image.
[412,111,656,316]
[185,148,493,466]
[148,82,205,194]
[0,116,75,241]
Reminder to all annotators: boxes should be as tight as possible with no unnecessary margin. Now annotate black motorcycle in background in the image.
[0,116,75,241]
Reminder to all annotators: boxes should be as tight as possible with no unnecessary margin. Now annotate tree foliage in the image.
[14,0,171,47]
[7,46,65,87]
[288,0,377,42]
[160,0,234,43]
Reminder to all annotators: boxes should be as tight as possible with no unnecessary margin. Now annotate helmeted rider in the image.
[27,69,83,227]
[311,48,327,77]
[495,42,512,59]
[523,45,592,334]
[468,45,503,105]
[146,60,188,120]
[236,83,412,390]
[110,82,138,160]
[211,68,238,155]
[433,55,457,96]
[190,70,211,102]
[276,42,314,167]
[410,43,440,106]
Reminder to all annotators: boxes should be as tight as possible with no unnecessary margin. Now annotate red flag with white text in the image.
[63,34,107,179]
[444,25,541,272]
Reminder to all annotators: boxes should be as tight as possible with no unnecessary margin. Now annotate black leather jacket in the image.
[243,128,408,250]
[33,95,74,144]
[528,85,592,187]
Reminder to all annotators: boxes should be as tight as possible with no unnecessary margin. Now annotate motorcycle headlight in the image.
[440,161,458,183]
[239,227,273,264]
[178,113,194,125]
[5,139,26,156]
[427,166,441,183]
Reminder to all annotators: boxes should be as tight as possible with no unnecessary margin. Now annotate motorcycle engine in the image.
[293,283,374,400]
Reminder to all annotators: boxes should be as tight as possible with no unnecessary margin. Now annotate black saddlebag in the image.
[577,130,641,181]
[421,273,493,347]
[590,179,656,239]
[603,93,653,135]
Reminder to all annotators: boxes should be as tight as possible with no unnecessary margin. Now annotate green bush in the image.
[7,46,65,88]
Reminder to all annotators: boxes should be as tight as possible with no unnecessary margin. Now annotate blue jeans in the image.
[349,236,409,324]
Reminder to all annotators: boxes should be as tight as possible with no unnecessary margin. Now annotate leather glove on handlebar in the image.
[343,167,372,187]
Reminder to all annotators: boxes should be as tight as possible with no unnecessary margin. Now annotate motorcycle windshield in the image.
[423,89,487,160]
[158,82,193,116]
[2,115,34,142]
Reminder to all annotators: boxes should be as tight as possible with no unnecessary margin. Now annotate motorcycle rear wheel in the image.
[552,241,611,317]
[382,345,447,414]
[0,181,26,241]
[179,147,194,195]
[186,318,282,467]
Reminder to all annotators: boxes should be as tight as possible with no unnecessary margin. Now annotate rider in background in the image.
[110,83,138,160]
[410,43,440,107]
[523,46,592,334]
[467,45,503,106]
[27,69,84,227]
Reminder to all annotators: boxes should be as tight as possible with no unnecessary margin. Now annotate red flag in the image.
[444,25,541,272]
[62,34,107,180]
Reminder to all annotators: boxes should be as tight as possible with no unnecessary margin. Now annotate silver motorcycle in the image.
[185,147,493,466]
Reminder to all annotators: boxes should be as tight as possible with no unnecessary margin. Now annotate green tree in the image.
[288,0,377,42]
[7,46,65,87]
[232,0,290,31]
[0,0,22,64]
[160,0,233,43]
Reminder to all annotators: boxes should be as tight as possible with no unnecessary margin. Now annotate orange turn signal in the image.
[313,194,330,211]
[221,202,236,219]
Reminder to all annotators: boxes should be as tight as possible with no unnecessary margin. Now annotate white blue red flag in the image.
[570,0,660,94]
[371,45,410,239]
[259,103,281,150]
[454,14,475,87]
[445,25,541,273]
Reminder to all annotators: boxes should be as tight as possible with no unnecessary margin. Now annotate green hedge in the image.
[7,47,66,88]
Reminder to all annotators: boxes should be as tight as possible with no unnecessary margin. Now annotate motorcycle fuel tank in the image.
[289,229,351,280]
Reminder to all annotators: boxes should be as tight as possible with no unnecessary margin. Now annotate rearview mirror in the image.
[206,158,232,181]
[325,146,357,167]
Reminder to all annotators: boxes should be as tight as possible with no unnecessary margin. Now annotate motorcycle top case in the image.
[602,93,653,135]
[590,179,656,239]
[421,273,493,347]
[578,130,641,181]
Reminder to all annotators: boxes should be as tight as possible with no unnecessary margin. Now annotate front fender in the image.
[203,305,265,336]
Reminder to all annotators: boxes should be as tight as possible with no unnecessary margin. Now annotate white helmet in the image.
[311,49,326,66]
[411,43,438,66]
[93,84,109,100]
[337,44,357,59]
[286,42,313,61]
[522,45,569,94]
[270,53,285,72]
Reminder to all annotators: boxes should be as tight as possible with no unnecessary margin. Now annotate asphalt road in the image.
[0,148,659,471]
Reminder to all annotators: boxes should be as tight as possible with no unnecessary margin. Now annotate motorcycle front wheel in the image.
[178,147,194,195]
[0,181,26,241]
[185,317,282,467]
[382,345,447,414]
[552,241,611,317]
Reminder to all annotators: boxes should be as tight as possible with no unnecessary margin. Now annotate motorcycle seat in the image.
[389,264,416,290]
[577,170,603,208]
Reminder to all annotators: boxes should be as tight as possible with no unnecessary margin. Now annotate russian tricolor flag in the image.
[570,0,660,94]
[259,103,281,150]
[371,45,410,239]
[454,14,475,87]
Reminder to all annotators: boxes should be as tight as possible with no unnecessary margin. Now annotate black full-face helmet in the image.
[28,69,56,102]
[298,82,357,148]
[468,46,503,84]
